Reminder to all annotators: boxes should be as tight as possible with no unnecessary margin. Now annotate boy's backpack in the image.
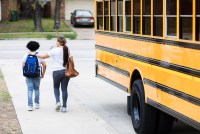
[23,53,40,78]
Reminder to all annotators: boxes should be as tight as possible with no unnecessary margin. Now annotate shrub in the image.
[63,33,77,39]
[46,34,54,40]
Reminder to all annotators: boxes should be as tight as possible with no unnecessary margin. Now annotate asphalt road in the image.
[0,40,199,134]
[65,21,95,40]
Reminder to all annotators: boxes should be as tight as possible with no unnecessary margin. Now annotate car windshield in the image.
[76,11,92,17]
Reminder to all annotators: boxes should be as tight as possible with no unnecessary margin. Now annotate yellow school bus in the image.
[95,0,200,133]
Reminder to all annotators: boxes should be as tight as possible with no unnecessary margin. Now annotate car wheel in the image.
[73,22,77,27]
[131,80,157,134]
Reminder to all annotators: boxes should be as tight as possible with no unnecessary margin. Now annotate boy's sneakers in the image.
[55,102,61,111]
[61,107,67,113]
[35,103,40,109]
[28,106,33,111]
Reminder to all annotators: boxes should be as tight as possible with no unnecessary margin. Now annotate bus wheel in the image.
[155,110,174,134]
[131,80,157,134]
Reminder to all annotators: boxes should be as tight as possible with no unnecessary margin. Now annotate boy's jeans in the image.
[26,77,41,107]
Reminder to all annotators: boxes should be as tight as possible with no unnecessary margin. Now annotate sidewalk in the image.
[0,59,118,134]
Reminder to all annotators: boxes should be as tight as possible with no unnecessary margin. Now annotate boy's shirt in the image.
[22,52,44,77]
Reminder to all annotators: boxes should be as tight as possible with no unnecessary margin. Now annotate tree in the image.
[20,0,45,32]
[33,0,42,32]
[54,0,62,29]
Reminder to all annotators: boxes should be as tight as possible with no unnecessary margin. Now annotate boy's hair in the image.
[26,41,40,51]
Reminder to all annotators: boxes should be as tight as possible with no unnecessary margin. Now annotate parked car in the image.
[70,10,94,27]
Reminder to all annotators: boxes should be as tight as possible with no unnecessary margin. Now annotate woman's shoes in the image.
[55,102,67,113]
[55,102,61,111]
[35,103,40,109]
[61,107,67,113]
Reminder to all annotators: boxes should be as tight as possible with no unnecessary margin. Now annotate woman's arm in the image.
[36,54,49,59]
[22,62,25,67]
[41,61,47,78]
[29,52,50,59]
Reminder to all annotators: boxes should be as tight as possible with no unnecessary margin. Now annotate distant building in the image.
[0,0,94,21]
[0,0,18,21]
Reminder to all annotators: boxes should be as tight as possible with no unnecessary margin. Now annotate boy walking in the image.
[22,41,46,111]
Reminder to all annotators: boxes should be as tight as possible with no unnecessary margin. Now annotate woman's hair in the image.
[57,37,69,67]
[26,41,40,51]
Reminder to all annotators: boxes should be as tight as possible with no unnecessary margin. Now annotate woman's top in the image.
[48,47,70,71]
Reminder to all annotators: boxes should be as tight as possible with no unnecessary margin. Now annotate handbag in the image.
[65,56,79,78]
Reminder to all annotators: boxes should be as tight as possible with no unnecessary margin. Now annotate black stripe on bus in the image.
[96,45,200,78]
[144,78,200,107]
[96,31,200,50]
[96,60,130,77]
[147,98,200,131]
[96,74,128,92]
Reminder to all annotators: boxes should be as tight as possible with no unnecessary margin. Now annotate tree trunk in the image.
[34,1,42,32]
[54,0,62,29]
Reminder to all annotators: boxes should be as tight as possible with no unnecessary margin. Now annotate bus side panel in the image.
[96,33,200,127]
[145,84,200,124]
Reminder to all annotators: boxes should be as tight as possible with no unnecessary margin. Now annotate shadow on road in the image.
[171,120,199,134]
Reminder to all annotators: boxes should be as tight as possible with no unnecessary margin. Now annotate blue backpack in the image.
[23,53,40,78]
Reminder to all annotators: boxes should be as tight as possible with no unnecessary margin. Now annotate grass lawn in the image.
[0,32,77,39]
[0,69,11,102]
[0,19,77,39]
[0,19,72,33]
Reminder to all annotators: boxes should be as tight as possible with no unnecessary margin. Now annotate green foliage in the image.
[46,34,54,40]
[63,33,77,39]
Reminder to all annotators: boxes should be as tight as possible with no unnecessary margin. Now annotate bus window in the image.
[111,0,116,31]
[118,0,123,32]
[153,0,163,37]
[133,0,140,34]
[197,0,200,41]
[104,0,109,30]
[97,1,103,30]
[166,0,177,38]
[180,0,192,40]
[143,0,151,35]
[125,0,131,32]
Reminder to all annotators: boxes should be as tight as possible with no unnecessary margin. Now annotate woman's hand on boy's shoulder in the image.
[29,52,36,55]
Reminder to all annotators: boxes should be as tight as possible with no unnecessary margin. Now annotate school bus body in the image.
[95,31,200,130]
[95,0,200,132]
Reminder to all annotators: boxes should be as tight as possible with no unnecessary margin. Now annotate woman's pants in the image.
[53,69,70,108]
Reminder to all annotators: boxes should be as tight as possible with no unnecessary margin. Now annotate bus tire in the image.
[131,80,157,134]
[155,110,174,134]
[127,96,131,116]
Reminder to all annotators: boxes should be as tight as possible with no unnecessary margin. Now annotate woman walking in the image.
[34,37,70,112]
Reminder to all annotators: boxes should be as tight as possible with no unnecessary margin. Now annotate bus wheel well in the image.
[130,70,142,88]
[127,69,142,116]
